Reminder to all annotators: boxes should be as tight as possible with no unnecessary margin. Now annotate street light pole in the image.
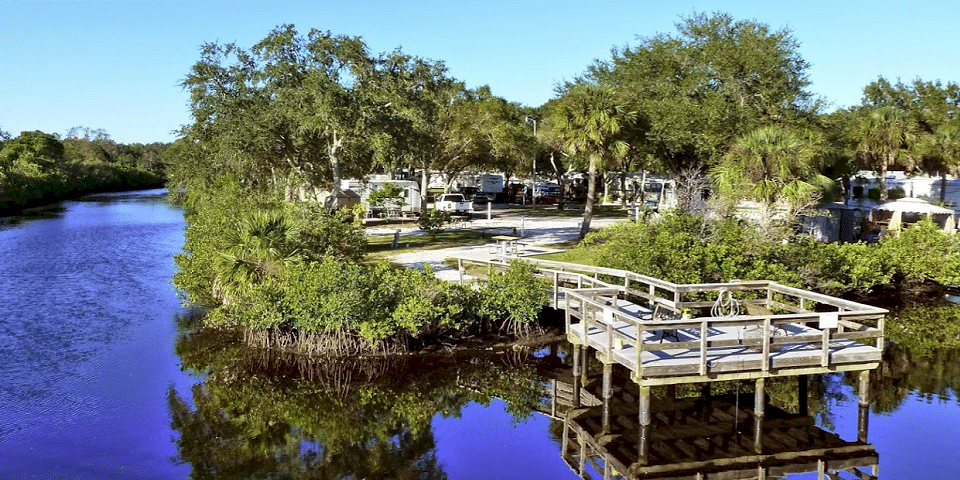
[525,116,537,210]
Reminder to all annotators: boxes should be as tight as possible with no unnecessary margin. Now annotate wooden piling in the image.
[638,385,651,465]
[602,363,613,434]
[798,374,809,416]
[858,370,871,443]
[754,378,765,454]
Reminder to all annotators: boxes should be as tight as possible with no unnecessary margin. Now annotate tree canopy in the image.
[586,12,816,174]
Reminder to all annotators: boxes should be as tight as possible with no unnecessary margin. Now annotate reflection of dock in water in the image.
[535,362,878,479]
[556,394,877,480]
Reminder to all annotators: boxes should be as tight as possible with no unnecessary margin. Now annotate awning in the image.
[874,197,955,215]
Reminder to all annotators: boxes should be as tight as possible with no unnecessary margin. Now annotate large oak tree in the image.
[586,12,816,175]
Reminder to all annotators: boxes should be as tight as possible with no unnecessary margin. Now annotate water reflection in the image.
[536,354,876,480]
[0,204,66,229]
[559,395,878,479]
[170,326,562,479]
[168,300,960,479]
[844,301,960,415]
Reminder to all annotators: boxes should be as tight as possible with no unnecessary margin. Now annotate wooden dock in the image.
[455,256,885,384]
[455,255,885,476]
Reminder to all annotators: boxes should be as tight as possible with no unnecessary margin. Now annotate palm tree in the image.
[549,84,636,240]
[711,126,830,215]
[213,209,301,304]
[923,123,960,205]
[854,106,920,201]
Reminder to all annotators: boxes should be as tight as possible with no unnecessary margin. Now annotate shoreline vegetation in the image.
[0,129,168,215]
[172,197,554,357]
[548,211,960,303]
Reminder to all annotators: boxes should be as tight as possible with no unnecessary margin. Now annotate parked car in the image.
[435,193,472,214]
[458,186,480,200]
[471,194,490,209]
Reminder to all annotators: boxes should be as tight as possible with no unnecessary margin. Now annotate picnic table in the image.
[490,234,525,256]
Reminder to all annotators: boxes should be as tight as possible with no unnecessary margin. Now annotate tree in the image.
[360,55,528,210]
[0,130,65,174]
[431,87,530,193]
[917,123,960,205]
[549,83,635,240]
[854,106,921,201]
[586,12,816,175]
[711,125,831,218]
[179,25,387,207]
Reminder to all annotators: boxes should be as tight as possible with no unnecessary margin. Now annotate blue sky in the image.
[2,0,959,144]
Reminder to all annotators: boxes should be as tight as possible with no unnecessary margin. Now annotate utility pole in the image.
[525,116,537,210]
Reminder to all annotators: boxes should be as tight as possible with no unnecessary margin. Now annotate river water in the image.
[0,189,957,479]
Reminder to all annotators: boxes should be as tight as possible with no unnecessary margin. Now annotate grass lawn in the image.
[529,245,599,266]
[365,229,491,257]
[363,204,623,265]
[506,203,633,219]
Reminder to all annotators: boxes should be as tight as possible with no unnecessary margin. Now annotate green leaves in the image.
[592,12,815,173]
[880,217,960,286]
[574,211,940,296]
[417,208,451,240]
[478,260,550,327]
[711,125,828,212]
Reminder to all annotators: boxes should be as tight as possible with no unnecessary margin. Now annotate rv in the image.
[341,176,422,217]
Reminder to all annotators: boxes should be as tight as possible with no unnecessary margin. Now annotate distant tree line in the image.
[0,127,167,212]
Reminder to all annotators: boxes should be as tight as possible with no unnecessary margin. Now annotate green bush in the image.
[287,203,366,262]
[880,218,960,286]
[572,211,907,296]
[214,257,481,351]
[418,208,451,240]
[478,260,550,335]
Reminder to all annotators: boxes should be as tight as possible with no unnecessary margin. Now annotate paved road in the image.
[373,210,626,281]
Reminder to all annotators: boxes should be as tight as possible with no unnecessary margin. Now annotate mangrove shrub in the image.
[577,211,957,296]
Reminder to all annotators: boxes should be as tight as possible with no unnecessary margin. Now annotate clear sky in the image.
[2,0,959,144]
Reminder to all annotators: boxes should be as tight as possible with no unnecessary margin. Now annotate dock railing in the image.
[455,256,886,382]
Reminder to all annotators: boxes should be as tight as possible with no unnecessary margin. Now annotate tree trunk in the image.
[550,152,565,210]
[878,157,889,202]
[326,130,343,211]
[620,171,628,209]
[420,161,429,212]
[578,156,599,241]
[639,170,647,204]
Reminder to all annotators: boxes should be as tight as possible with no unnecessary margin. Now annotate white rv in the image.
[341,176,422,216]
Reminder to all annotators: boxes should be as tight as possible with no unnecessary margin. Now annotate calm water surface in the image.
[0,190,957,479]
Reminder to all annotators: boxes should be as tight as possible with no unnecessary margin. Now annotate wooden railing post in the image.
[821,328,831,367]
[636,324,645,379]
[553,271,559,310]
[699,320,709,375]
[877,315,885,349]
[762,318,771,372]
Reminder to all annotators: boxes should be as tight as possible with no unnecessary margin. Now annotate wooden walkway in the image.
[455,256,886,385]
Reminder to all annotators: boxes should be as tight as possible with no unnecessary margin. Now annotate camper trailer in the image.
[341,176,422,217]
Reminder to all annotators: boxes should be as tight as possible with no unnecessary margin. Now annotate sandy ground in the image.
[370,207,626,281]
